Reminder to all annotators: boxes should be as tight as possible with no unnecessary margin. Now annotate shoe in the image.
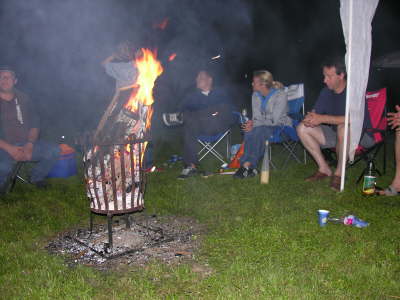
[329,175,341,192]
[376,185,400,196]
[233,166,258,179]
[33,180,48,189]
[163,112,183,127]
[177,166,198,179]
[201,170,214,178]
[144,166,164,173]
[305,171,331,182]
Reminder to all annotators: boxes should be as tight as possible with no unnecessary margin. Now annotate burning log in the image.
[94,87,149,145]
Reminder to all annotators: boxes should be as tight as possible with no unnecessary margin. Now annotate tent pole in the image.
[340,0,353,192]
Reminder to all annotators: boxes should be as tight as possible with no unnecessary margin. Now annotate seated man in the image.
[296,57,375,191]
[0,66,60,191]
[175,69,236,179]
[233,70,292,179]
[378,105,400,195]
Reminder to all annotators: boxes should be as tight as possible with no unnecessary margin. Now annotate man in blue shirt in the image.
[176,69,235,179]
[297,57,374,191]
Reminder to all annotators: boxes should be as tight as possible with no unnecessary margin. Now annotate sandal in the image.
[330,175,341,192]
[376,185,400,196]
[305,171,331,182]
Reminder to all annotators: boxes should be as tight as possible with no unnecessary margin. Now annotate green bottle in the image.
[362,162,376,195]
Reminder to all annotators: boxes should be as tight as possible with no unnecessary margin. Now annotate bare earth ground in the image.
[46,214,212,275]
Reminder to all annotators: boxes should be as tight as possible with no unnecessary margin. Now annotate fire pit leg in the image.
[107,214,113,251]
[89,211,94,235]
[124,214,131,229]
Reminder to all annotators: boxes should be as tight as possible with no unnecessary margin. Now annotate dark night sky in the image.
[0,0,399,140]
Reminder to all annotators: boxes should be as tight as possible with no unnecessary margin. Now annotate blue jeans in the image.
[0,140,60,186]
[240,125,277,168]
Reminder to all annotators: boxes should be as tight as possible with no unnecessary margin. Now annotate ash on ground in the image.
[46,214,205,270]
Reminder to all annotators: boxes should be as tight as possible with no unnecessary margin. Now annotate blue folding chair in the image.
[268,83,307,169]
[197,111,242,164]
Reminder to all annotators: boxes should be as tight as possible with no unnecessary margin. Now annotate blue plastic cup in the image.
[317,210,330,227]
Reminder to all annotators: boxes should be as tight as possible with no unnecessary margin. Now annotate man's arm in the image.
[21,128,39,161]
[303,112,344,127]
[388,105,400,130]
[26,128,39,144]
[0,139,25,161]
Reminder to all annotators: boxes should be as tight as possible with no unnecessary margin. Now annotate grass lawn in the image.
[1,137,399,299]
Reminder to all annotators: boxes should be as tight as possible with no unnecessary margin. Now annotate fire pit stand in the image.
[83,138,147,252]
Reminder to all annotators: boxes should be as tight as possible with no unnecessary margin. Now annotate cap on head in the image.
[0,66,16,77]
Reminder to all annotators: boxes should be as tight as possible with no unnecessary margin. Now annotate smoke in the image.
[0,0,253,139]
[1,0,398,140]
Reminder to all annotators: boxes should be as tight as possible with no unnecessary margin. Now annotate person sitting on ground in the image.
[378,105,400,196]
[0,66,60,191]
[296,56,374,191]
[175,69,236,179]
[233,70,291,179]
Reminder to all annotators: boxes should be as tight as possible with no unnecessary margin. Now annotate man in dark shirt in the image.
[177,69,235,179]
[297,57,374,191]
[0,66,60,190]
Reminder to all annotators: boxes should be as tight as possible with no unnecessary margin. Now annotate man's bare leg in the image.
[297,122,332,176]
[391,130,400,189]
[334,124,345,177]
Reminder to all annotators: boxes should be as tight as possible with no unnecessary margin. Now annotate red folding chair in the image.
[322,88,387,182]
[348,88,387,182]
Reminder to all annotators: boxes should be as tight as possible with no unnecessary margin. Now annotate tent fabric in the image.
[340,0,379,161]
[339,0,379,191]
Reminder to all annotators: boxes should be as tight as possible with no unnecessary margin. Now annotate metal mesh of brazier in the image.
[83,139,146,215]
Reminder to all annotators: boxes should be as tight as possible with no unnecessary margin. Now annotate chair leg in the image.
[383,140,386,175]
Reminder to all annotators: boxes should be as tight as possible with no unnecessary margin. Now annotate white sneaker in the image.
[162,112,183,127]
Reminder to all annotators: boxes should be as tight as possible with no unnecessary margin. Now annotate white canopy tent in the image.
[339,0,379,191]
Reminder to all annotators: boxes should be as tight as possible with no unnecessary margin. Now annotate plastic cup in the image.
[317,210,330,227]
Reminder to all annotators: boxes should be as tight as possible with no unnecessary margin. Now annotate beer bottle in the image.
[362,162,376,195]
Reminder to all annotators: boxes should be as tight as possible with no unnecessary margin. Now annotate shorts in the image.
[320,125,375,149]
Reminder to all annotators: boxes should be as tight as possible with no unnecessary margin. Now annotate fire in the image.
[153,17,169,30]
[124,48,163,111]
[168,53,177,62]
[122,48,162,166]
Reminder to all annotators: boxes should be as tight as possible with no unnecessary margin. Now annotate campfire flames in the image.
[85,48,163,213]
[125,48,163,111]
[124,48,163,159]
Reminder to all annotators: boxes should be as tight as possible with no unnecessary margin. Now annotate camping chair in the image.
[197,111,241,164]
[268,83,307,169]
[322,88,387,183]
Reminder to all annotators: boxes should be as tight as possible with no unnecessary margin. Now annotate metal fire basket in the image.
[83,137,147,252]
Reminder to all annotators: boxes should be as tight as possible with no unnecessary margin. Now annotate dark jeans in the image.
[183,109,234,166]
[0,140,60,186]
[240,125,277,168]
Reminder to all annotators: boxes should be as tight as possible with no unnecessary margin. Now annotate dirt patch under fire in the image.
[46,214,207,272]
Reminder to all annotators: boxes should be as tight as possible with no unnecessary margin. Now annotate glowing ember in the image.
[168,53,177,62]
[153,17,169,30]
